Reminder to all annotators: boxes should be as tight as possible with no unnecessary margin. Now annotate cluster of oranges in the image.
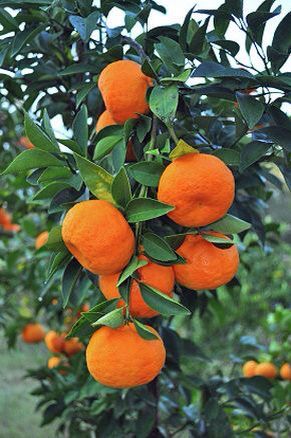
[21,322,83,369]
[0,206,20,232]
[57,59,240,388]
[243,360,291,381]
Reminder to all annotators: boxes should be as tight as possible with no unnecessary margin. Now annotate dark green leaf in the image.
[61,258,82,308]
[111,166,132,208]
[72,104,88,155]
[24,112,59,152]
[212,148,240,166]
[129,161,165,187]
[240,141,272,171]
[139,283,190,316]
[193,61,255,79]
[126,198,174,222]
[133,319,158,340]
[69,11,100,42]
[76,83,95,108]
[236,92,265,129]
[206,214,251,234]
[155,36,185,73]
[149,85,179,123]
[142,232,178,262]
[92,308,124,328]
[94,135,124,160]
[2,149,63,175]
[117,256,148,287]
[257,127,291,152]
[46,225,65,251]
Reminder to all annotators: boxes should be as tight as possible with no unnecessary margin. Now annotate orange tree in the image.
[1,0,291,436]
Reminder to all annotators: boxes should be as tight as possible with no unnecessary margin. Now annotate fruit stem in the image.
[166,123,179,145]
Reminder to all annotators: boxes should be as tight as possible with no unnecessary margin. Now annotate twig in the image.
[121,36,148,61]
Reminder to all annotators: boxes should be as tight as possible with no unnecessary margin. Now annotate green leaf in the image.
[2,149,63,175]
[236,93,265,129]
[155,36,185,74]
[42,109,58,147]
[46,225,65,251]
[240,141,272,171]
[139,283,190,316]
[258,127,291,152]
[11,24,46,56]
[246,5,281,46]
[32,182,72,201]
[91,308,124,328]
[129,161,165,187]
[67,299,119,338]
[126,198,174,223]
[24,112,59,152]
[60,64,96,76]
[47,250,71,281]
[72,104,88,155]
[142,232,178,262]
[272,12,291,55]
[188,17,209,55]
[206,214,251,234]
[117,256,148,287]
[94,135,124,160]
[212,148,240,166]
[61,258,82,308]
[202,233,235,248]
[38,167,72,183]
[179,7,194,50]
[76,82,95,108]
[133,320,158,340]
[57,138,81,154]
[69,11,100,42]
[149,85,179,123]
[160,69,192,83]
[111,166,132,208]
[169,139,199,160]
[74,153,114,203]
[193,61,255,79]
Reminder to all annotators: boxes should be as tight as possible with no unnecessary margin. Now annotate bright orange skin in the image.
[21,323,46,343]
[157,153,235,227]
[173,232,239,290]
[255,362,277,379]
[48,356,61,369]
[0,207,20,232]
[45,330,66,353]
[19,136,34,149]
[95,110,136,162]
[243,360,258,378]
[62,200,135,275]
[35,231,49,249]
[280,363,291,381]
[99,255,175,318]
[63,338,84,356]
[98,60,152,124]
[86,323,166,388]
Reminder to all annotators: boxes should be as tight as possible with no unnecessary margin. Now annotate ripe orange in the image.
[95,110,136,162]
[35,231,49,249]
[63,337,83,356]
[19,136,34,149]
[0,207,20,232]
[242,360,258,378]
[45,330,66,353]
[99,255,175,318]
[157,153,235,227]
[86,323,165,388]
[173,232,239,290]
[280,363,291,380]
[98,60,152,123]
[48,356,61,369]
[21,323,46,343]
[255,362,277,379]
[62,200,135,275]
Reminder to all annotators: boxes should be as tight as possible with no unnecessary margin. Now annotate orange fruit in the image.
[99,255,175,318]
[157,153,235,227]
[255,362,277,379]
[0,207,20,232]
[173,232,239,290]
[48,356,61,369]
[242,360,258,378]
[19,136,34,149]
[45,330,66,353]
[21,323,46,343]
[62,200,135,275]
[95,110,136,162]
[63,337,83,356]
[86,323,165,388]
[35,231,49,249]
[280,363,291,380]
[98,60,152,123]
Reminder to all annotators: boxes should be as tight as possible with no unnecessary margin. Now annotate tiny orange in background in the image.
[35,231,49,249]
[280,363,291,381]
[48,356,61,369]
[86,323,165,388]
[242,360,258,378]
[19,136,34,149]
[22,323,46,343]
[99,255,175,318]
[255,362,277,379]
[157,153,235,227]
[62,200,135,275]
[45,330,66,353]
[63,337,84,356]
[173,232,239,290]
[98,60,153,124]
[0,207,20,232]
